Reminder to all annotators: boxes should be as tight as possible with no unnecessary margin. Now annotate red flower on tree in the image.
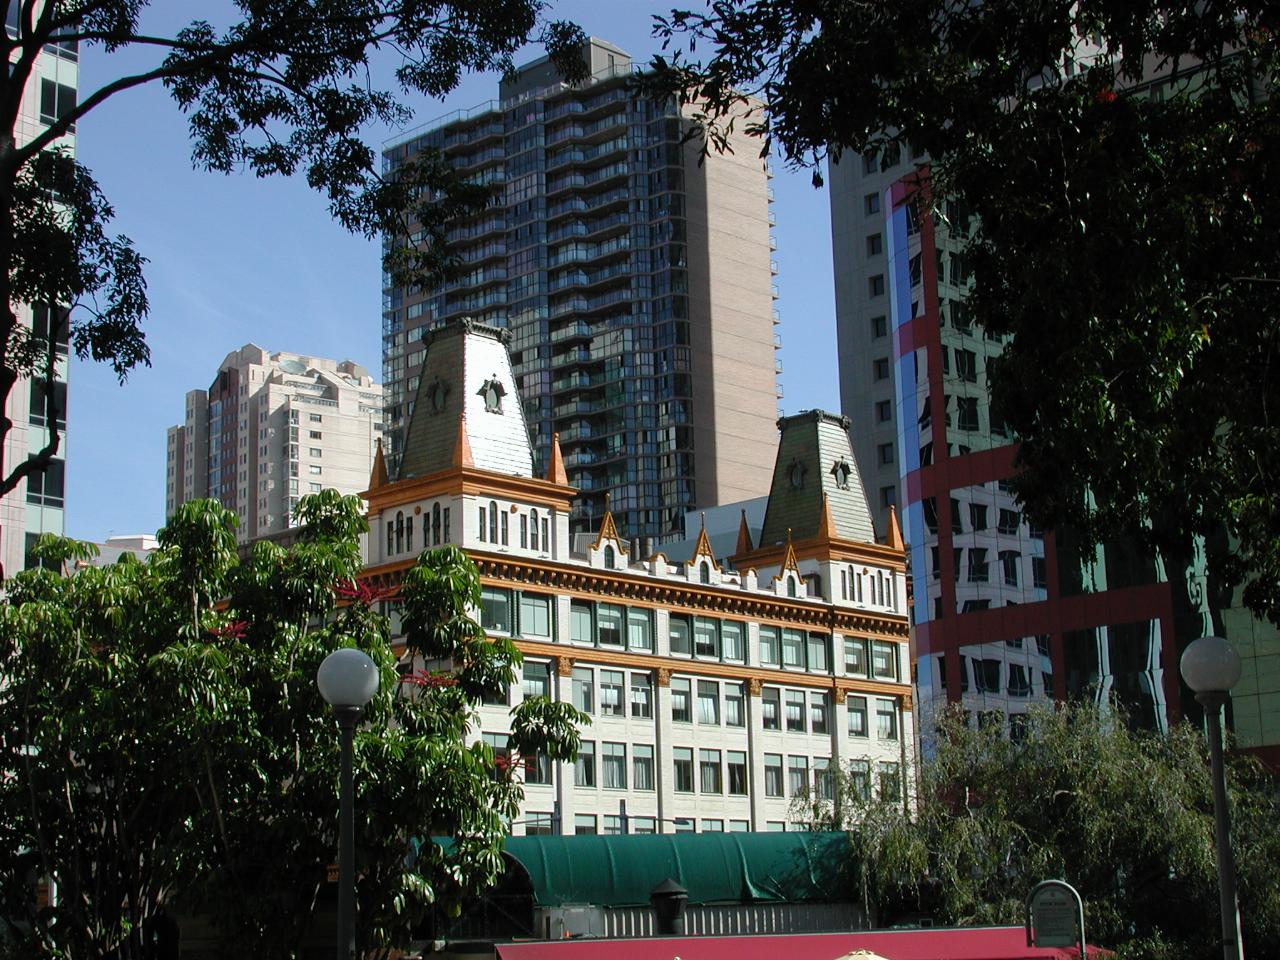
[1095,88,1117,104]
[398,669,458,689]
[334,580,397,607]
[208,620,250,639]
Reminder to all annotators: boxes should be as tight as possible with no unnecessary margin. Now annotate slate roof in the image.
[758,410,876,547]
[396,320,534,481]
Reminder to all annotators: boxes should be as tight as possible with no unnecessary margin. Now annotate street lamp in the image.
[318,648,380,960]
[1180,635,1244,960]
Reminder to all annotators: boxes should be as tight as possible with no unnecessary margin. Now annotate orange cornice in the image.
[732,534,907,572]
[363,465,576,513]
[360,550,910,640]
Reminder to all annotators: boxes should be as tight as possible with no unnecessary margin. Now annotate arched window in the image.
[395,511,404,553]
[432,502,441,545]
[489,500,498,543]
[699,561,710,584]
[406,515,414,552]
[786,575,797,598]
[520,514,528,549]
[604,545,615,569]
[530,509,540,551]
[386,520,394,556]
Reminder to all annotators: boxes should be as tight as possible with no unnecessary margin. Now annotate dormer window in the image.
[787,576,797,598]
[831,458,852,490]
[700,561,710,584]
[604,545,615,569]
[478,376,505,414]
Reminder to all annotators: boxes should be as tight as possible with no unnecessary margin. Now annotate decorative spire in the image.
[369,437,388,490]
[591,492,626,552]
[690,512,716,564]
[452,409,474,468]
[735,508,754,555]
[885,504,905,552]
[781,526,800,575]
[819,491,838,541]
[547,431,568,485]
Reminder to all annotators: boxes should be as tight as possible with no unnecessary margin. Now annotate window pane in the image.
[519,593,551,638]
[785,691,806,732]
[627,608,653,650]
[724,683,745,727]
[633,744,654,790]
[810,693,829,734]
[876,699,899,740]
[699,749,722,793]
[759,626,780,666]
[673,747,694,792]
[807,633,829,672]
[671,678,692,723]
[602,742,627,788]
[669,615,691,655]
[844,637,868,676]
[694,618,719,658]
[721,621,744,661]
[600,670,624,716]
[782,629,804,667]
[697,680,720,725]
[727,751,748,795]
[848,696,868,737]
[572,667,594,714]
[574,741,595,787]
[762,688,781,730]
[522,661,550,699]
[764,754,783,797]
[598,603,624,646]
[480,587,511,632]
[872,641,898,680]
[570,600,593,643]
[630,672,653,718]
[787,756,809,796]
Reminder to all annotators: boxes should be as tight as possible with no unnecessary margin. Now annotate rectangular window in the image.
[701,819,724,833]
[724,683,746,727]
[519,593,551,639]
[673,747,695,793]
[572,667,594,714]
[669,614,692,655]
[869,274,885,297]
[569,600,593,643]
[956,348,978,382]
[762,687,781,730]
[671,677,692,723]
[957,396,980,432]
[482,733,510,781]
[600,670,625,717]
[308,465,322,475]
[524,753,553,786]
[873,357,890,380]
[727,751,748,795]
[998,508,1021,535]
[632,816,658,834]
[878,761,902,802]
[694,618,719,658]
[574,741,595,787]
[699,749,722,794]
[602,742,626,789]
[574,814,597,835]
[602,815,624,835]
[40,79,77,130]
[969,503,988,530]
[1001,550,1021,587]
[478,506,486,542]
[877,442,895,465]
[810,693,830,735]
[696,680,720,725]
[814,758,834,801]
[785,691,806,732]
[787,756,809,797]
[1033,556,1048,589]
[968,547,989,583]
[479,587,511,632]
[782,629,804,668]
[866,232,883,257]
[807,633,829,672]
[844,637,868,676]
[872,641,898,680]
[24,456,65,507]
[759,625,780,666]
[871,314,888,338]
[864,192,880,215]
[848,695,868,737]
[627,608,653,650]
[850,760,871,800]
[522,661,550,700]
[630,672,653,718]
[875,399,892,422]
[308,447,322,457]
[525,812,554,835]
[764,754,784,797]
[721,621,744,662]
[597,603,624,646]
[633,743,655,790]
[876,699,899,740]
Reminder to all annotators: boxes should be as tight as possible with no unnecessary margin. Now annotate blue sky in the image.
[66,0,838,540]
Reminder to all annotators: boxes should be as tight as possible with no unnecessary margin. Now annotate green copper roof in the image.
[499,831,853,908]
[759,410,876,548]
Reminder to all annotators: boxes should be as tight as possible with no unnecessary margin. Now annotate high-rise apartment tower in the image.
[1,4,78,574]
[381,38,781,544]
[165,345,383,543]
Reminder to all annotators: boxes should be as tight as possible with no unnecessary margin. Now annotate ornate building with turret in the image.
[361,319,912,834]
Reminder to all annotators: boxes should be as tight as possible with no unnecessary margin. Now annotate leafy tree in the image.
[650,1,1280,620]
[795,704,1280,957]
[0,1,584,555]
[0,492,583,958]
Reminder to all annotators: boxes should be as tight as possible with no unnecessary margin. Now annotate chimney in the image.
[649,877,688,936]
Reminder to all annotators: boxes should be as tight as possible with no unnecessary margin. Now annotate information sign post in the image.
[1026,879,1087,958]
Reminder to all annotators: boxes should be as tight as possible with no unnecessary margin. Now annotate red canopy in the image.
[495,926,1110,960]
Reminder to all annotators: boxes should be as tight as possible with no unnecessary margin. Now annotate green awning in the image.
[499,831,853,908]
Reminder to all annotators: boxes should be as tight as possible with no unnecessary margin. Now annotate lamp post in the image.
[317,648,380,960]
[1180,635,1244,960]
